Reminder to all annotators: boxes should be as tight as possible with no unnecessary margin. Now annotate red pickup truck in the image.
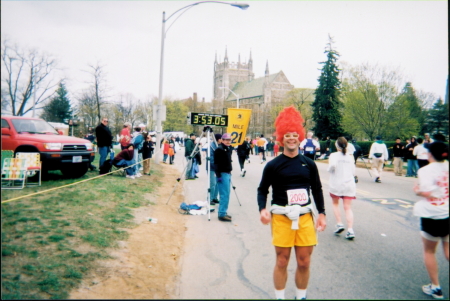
[1,116,95,178]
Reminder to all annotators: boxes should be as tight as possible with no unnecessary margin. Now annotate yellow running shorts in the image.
[271,212,317,247]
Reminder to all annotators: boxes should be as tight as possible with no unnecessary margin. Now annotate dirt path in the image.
[69,163,187,299]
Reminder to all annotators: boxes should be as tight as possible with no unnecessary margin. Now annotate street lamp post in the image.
[219,86,239,108]
[154,1,249,164]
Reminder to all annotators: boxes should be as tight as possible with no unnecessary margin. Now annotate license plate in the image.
[72,156,82,163]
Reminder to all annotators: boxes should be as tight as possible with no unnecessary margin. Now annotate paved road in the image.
[171,151,448,299]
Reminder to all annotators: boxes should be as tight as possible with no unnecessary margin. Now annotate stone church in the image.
[213,49,294,137]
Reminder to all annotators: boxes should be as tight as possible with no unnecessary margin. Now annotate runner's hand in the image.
[316,213,326,232]
[260,209,271,225]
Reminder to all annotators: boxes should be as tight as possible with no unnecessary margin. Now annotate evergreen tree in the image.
[311,36,344,139]
[424,98,449,136]
[399,82,426,133]
[40,82,72,122]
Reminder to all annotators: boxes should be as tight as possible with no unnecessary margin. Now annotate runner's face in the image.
[283,132,300,151]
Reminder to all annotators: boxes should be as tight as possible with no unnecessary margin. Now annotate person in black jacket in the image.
[352,139,363,164]
[237,138,251,177]
[142,134,154,175]
[95,117,113,172]
[392,137,405,176]
[405,136,418,177]
[214,133,233,222]
[185,133,200,180]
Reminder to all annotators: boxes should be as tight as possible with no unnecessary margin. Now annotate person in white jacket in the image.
[327,137,357,240]
[369,135,389,183]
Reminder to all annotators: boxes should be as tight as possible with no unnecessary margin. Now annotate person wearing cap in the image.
[414,137,429,168]
[424,133,434,144]
[368,135,389,183]
[412,141,449,299]
[392,137,405,176]
[185,133,197,180]
[214,133,233,221]
[257,106,326,300]
[139,123,146,133]
[207,133,222,205]
[119,122,132,150]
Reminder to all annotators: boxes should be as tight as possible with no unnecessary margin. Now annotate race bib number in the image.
[287,189,309,206]
[305,147,314,152]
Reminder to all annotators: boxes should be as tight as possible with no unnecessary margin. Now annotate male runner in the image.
[257,106,326,300]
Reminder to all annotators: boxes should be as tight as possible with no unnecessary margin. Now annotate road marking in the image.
[356,189,371,196]
[393,199,410,204]
[372,198,396,205]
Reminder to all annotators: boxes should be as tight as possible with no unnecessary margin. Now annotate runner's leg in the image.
[331,196,342,225]
[422,237,440,285]
[343,198,354,229]
[274,246,292,290]
[294,246,314,289]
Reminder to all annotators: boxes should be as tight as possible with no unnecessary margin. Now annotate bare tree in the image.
[1,39,59,116]
[269,88,315,134]
[83,62,108,122]
[76,90,98,128]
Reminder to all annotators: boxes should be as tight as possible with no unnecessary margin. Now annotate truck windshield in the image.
[12,119,58,134]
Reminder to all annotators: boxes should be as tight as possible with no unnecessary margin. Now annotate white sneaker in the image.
[136,173,142,178]
[242,169,246,177]
[126,175,135,179]
[334,224,345,234]
[345,231,355,240]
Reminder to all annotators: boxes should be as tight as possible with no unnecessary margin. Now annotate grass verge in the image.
[1,156,163,300]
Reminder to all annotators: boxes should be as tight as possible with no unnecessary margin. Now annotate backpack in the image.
[131,134,144,151]
[99,159,112,175]
[304,139,316,155]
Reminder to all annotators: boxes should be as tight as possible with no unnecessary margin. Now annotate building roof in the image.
[225,73,279,101]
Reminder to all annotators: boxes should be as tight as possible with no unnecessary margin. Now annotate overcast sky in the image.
[1,1,448,106]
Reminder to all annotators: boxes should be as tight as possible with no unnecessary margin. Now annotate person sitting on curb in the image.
[113,144,139,179]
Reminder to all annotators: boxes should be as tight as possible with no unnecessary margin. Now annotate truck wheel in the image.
[60,163,89,178]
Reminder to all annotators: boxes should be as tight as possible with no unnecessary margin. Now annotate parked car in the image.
[1,116,95,178]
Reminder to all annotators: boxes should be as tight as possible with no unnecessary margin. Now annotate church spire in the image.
[224,46,228,63]
[214,51,217,64]
[238,53,241,68]
[265,60,269,76]
[248,49,253,71]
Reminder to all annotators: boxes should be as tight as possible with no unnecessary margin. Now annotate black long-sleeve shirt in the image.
[214,143,232,178]
[143,141,154,159]
[257,154,325,214]
[392,143,405,157]
[95,123,113,147]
